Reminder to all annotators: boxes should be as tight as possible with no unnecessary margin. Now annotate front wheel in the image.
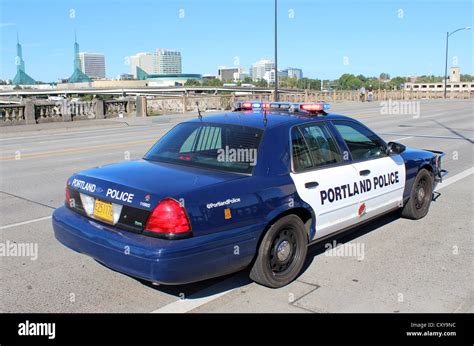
[250,215,308,288]
[401,168,434,220]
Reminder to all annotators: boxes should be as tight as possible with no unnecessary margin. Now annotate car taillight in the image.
[145,198,191,238]
[65,184,71,205]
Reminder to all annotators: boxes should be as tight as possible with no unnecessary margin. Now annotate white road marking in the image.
[436,167,474,191]
[0,215,52,230]
[391,136,413,141]
[0,122,169,142]
[380,132,472,141]
[150,276,244,313]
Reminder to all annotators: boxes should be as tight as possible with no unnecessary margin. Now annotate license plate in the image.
[93,199,113,223]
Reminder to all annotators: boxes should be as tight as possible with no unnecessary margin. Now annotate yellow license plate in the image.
[93,199,113,223]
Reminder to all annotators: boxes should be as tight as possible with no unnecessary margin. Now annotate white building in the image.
[404,67,473,93]
[233,71,250,82]
[284,67,303,80]
[155,49,182,74]
[250,59,275,81]
[79,52,106,79]
[263,69,287,85]
[129,52,154,78]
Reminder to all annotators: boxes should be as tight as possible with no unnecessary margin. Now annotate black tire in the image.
[401,168,434,220]
[250,215,308,288]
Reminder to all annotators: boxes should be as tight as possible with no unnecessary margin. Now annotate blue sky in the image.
[0,0,472,82]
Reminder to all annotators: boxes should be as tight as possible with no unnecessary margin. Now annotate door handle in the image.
[359,169,371,176]
[305,181,319,188]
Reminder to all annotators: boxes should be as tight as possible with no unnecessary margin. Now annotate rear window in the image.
[144,122,263,174]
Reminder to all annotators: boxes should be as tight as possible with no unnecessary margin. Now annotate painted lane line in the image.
[390,136,413,141]
[150,275,247,313]
[379,133,473,141]
[0,139,155,161]
[0,216,52,230]
[0,122,169,142]
[436,167,474,191]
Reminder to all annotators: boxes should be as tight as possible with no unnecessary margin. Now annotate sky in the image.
[0,0,472,82]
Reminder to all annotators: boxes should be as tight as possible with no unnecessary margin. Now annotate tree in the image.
[254,79,268,88]
[185,79,200,86]
[242,77,253,84]
[388,76,407,90]
[202,78,223,87]
[338,74,363,90]
[379,73,391,81]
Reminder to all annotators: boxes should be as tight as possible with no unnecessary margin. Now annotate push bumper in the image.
[53,206,263,285]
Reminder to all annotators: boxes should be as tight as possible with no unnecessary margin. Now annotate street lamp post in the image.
[443,27,471,99]
[274,0,278,101]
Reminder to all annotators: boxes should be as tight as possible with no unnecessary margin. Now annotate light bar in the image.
[234,101,330,113]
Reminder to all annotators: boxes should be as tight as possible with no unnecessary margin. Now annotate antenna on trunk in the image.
[196,101,202,120]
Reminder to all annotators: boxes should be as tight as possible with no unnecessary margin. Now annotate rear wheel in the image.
[250,215,308,288]
[401,169,434,220]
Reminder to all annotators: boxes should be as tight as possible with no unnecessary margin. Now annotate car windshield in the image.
[144,122,264,174]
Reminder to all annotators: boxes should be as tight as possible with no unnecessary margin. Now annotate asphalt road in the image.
[0,99,473,313]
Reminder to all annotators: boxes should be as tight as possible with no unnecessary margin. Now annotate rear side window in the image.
[144,122,263,174]
[299,124,341,167]
[291,122,341,172]
[291,127,313,171]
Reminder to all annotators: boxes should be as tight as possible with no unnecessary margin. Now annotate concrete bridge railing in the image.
[0,97,140,126]
[0,90,471,126]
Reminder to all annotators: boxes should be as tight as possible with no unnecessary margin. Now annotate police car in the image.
[53,101,447,288]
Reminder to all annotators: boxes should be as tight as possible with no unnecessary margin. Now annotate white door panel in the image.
[290,164,360,240]
[351,155,406,219]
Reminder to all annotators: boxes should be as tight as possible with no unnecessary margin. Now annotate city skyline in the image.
[0,0,472,82]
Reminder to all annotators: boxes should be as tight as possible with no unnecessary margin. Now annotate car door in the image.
[289,122,361,240]
[331,120,406,219]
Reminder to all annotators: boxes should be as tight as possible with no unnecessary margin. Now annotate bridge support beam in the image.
[95,99,105,119]
[24,100,35,125]
[136,96,147,117]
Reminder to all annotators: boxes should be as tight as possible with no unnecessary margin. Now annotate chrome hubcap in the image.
[417,187,425,201]
[276,240,291,262]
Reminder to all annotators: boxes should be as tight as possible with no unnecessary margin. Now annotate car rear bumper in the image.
[53,206,263,285]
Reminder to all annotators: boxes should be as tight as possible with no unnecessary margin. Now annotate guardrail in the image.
[0,89,471,126]
[0,98,138,126]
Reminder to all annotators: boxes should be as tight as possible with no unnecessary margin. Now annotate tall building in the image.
[79,52,106,79]
[283,67,303,80]
[155,49,182,74]
[12,33,36,85]
[449,66,460,83]
[130,49,182,77]
[129,52,154,78]
[250,59,275,81]
[217,67,239,81]
[68,33,92,83]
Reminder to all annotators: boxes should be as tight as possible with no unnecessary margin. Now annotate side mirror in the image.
[387,142,406,155]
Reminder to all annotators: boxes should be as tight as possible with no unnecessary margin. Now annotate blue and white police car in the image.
[53,101,447,288]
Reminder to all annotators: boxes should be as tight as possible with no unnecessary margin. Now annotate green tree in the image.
[254,79,268,88]
[202,78,223,87]
[185,79,201,86]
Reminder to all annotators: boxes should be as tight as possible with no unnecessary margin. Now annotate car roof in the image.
[185,111,353,130]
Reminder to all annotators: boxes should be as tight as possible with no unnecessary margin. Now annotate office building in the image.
[129,52,154,78]
[250,59,275,81]
[79,52,106,79]
[155,49,182,74]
